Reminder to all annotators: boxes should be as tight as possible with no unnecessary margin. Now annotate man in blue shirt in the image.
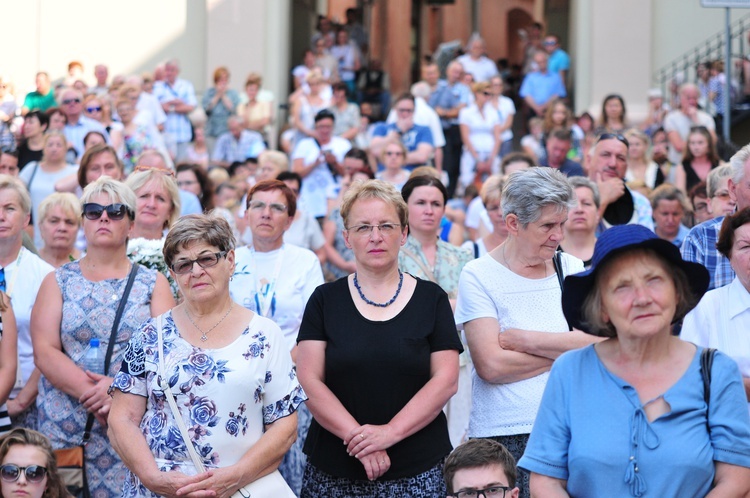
[371,93,434,171]
[428,61,470,196]
[538,128,584,177]
[60,87,109,157]
[519,51,566,118]
[682,144,750,290]
[544,35,570,88]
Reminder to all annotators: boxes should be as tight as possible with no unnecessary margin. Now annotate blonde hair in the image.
[0,174,31,214]
[38,192,81,226]
[125,170,181,229]
[258,150,289,175]
[81,176,136,215]
[340,179,408,228]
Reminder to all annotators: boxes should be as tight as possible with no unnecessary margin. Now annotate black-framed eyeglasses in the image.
[62,98,81,105]
[170,251,227,274]
[0,464,48,483]
[82,203,134,221]
[450,486,512,498]
[596,132,629,149]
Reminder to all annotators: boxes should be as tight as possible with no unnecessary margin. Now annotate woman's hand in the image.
[174,466,242,498]
[357,449,391,481]
[79,372,113,417]
[145,470,215,498]
[344,424,395,458]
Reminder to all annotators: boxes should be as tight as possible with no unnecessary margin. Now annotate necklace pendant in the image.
[200,334,208,342]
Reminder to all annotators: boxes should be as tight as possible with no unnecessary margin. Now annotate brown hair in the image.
[247,180,297,218]
[443,439,517,493]
[163,214,235,268]
[717,207,750,259]
[0,428,70,498]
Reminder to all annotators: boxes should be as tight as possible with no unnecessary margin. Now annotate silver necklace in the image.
[185,303,234,342]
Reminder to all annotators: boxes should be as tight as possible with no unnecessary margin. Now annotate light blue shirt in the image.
[178,190,202,216]
[520,345,750,498]
[519,70,567,106]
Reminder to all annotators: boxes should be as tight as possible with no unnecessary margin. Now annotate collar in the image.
[727,277,750,319]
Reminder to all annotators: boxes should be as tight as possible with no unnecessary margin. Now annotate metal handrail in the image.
[652,12,750,101]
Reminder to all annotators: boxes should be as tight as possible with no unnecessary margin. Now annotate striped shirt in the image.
[153,78,197,144]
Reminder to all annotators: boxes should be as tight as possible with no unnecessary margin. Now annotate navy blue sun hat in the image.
[562,224,710,333]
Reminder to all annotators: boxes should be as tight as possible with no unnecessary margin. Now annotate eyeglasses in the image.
[450,486,512,498]
[82,203,133,221]
[0,465,48,483]
[543,40,557,46]
[248,200,287,214]
[385,151,404,157]
[176,180,198,188]
[62,98,81,105]
[170,251,227,274]
[396,107,414,114]
[86,106,102,113]
[346,223,401,235]
[596,132,629,148]
[694,201,709,213]
[712,190,731,200]
[482,91,493,96]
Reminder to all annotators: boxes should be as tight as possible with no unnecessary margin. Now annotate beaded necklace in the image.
[353,270,404,307]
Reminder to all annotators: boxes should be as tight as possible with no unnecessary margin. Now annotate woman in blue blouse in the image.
[519,224,750,497]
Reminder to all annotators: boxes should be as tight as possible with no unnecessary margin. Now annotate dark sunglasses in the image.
[0,464,47,483]
[596,132,629,148]
[82,203,133,221]
[86,106,102,113]
[482,91,493,96]
[62,98,81,105]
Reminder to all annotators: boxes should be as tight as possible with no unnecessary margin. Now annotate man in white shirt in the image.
[457,35,499,83]
[153,59,197,161]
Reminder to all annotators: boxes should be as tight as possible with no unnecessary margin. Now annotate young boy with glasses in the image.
[444,439,519,498]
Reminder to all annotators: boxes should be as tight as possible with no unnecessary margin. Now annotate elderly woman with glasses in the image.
[520,224,750,497]
[109,214,303,498]
[455,168,600,498]
[33,177,175,497]
[297,179,461,497]
[229,180,324,494]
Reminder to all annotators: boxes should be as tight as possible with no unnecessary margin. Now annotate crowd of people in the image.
[0,12,747,498]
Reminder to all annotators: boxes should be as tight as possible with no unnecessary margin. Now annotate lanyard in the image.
[250,245,285,318]
[4,247,24,298]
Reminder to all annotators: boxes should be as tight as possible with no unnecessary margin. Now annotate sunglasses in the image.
[82,203,133,221]
[0,465,47,483]
[133,164,175,177]
[596,132,629,148]
[86,106,102,113]
[62,98,81,105]
[482,91,493,96]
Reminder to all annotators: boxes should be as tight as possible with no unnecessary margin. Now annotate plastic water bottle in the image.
[82,338,101,374]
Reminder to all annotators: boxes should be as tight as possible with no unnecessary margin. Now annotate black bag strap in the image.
[552,251,572,331]
[552,251,565,291]
[701,347,716,434]
[83,263,140,442]
[701,347,716,405]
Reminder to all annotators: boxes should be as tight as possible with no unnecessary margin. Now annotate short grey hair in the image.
[568,176,601,209]
[0,175,31,215]
[728,144,750,184]
[163,214,235,268]
[81,177,136,217]
[707,164,734,198]
[410,81,431,100]
[501,168,575,227]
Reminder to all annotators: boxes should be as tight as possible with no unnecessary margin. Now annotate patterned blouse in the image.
[111,311,306,498]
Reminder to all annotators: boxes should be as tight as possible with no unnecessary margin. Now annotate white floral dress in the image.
[111,311,306,498]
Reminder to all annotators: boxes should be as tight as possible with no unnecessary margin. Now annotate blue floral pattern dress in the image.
[37,262,157,498]
[111,310,306,498]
